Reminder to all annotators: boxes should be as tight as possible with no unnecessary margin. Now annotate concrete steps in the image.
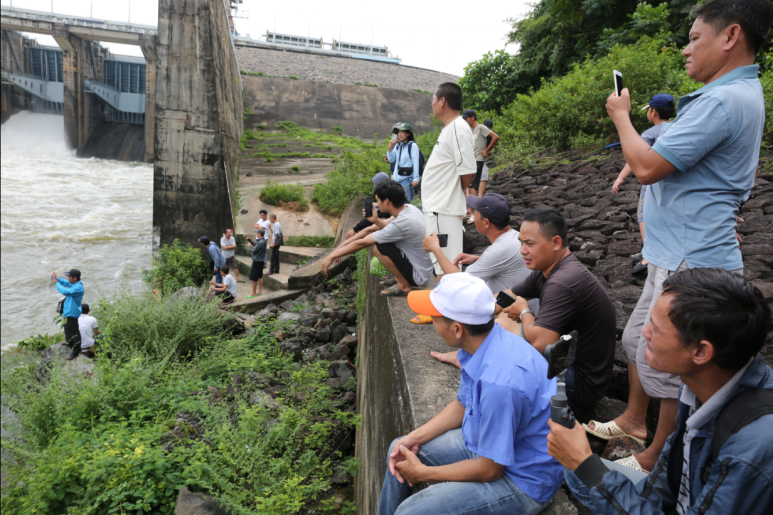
[236,244,325,265]
[235,254,291,290]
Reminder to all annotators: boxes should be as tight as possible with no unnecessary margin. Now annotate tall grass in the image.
[259,180,309,209]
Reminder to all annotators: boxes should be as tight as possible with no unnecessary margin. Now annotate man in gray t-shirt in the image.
[424,193,538,311]
[321,180,433,294]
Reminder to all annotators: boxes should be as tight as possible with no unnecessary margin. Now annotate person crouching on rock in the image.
[320,179,433,296]
[376,274,562,515]
[78,303,100,359]
[52,269,84,360]
[210,265,237,305]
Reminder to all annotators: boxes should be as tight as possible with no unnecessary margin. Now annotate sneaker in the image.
[630,252,643,262]
[631,261,648,276]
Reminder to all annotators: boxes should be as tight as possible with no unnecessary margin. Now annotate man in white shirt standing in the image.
[78,303,100,359]
[220,228,241,282]
[268,213,283,275]
[420,83,477,279]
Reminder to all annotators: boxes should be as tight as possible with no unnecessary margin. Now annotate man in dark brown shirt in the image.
[500,207,616,408]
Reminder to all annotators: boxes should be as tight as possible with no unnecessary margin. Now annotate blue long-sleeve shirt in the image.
[55,278,84,318]
[387,141,420,182]
[207,242,225,269]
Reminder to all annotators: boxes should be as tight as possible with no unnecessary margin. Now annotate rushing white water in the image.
[1,112,153,349]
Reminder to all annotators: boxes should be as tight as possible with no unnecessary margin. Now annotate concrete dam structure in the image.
[1,1,243,249]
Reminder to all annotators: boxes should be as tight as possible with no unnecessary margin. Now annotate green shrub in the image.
[289,75,298,80]
[94,292,230,361]
[290,165,301,172]
[495,37,700,157]
[15,332,61,351]
[266,155,275,163]
[284,235,335,248]
[312,148,389,215]
[260,180,307,206]
[143,239,210,294]
[1,320,359,514]
[330,126,343,135]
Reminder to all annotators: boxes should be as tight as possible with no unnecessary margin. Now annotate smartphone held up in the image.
[613,70,624,97]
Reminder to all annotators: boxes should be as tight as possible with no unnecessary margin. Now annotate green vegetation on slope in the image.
[1,291,359,514]
[260,180,309,209]
[284,235,336,248]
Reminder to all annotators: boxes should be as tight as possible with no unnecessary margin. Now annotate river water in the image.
[0,112,153,349]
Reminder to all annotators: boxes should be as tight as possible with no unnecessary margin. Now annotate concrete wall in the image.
[152,0,244,248]
[51,25,105,152]
[242,76,435,137]
[0,30,32,124]
[354,265,459,514]
[79,121,146,162]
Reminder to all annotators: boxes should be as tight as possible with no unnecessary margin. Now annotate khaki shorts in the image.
[424,211,464,275]
[622,261,742,399]
[225,255,238,270]
[481,162,490,182]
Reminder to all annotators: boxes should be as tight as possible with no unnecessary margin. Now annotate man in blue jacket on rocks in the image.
[199,236,226,285]
[548,268,773,515]
[52,269,85,359]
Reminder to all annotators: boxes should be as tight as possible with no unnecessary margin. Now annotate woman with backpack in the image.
[386,123,421,202]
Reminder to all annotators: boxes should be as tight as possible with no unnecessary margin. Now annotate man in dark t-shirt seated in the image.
[432,207,616,409]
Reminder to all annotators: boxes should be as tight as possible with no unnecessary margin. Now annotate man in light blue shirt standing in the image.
[377,273,562,515]
[587,0,771,475]
[387,123,421,202]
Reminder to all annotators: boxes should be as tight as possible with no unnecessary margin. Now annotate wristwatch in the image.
[519,309,534,320]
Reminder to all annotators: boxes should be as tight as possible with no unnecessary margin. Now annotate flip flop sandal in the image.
[381,284,409,297]
[410,314,433,324]
[615,455,651,474]
[380,277,398,287]
[582,420,646,445]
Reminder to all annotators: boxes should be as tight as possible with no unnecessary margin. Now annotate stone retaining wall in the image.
[236,45,458,92]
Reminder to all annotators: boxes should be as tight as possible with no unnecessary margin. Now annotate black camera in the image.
[543,331,577,428]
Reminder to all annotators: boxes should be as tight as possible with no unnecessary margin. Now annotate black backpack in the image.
[405,141,426,177]
[700,388,773,483]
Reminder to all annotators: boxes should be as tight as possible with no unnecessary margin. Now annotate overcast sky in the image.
[3,0,531,76]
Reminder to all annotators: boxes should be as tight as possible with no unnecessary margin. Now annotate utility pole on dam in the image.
[152,0,244,249]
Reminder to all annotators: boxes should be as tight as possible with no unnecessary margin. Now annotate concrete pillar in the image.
[52,24,102,152]
[139,34,157,163]
[152,0,243,248]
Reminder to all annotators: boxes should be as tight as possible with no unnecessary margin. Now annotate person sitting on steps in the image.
[377,273,562,515]
[320,179,433,296]
[431,207,616,412]
[419,193,535,326]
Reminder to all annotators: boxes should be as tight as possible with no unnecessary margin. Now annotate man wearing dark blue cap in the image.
[611,93,674,276]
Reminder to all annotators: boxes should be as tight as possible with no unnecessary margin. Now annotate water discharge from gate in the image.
[1,112,153,349]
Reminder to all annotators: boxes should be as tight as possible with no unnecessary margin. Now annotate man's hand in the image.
[452,253,479,267]
[611,177,624,194]
[364,208,379,224]
[605,88,632,127]
[423,232,441,253]
[346,229,356,239]
[389,435,421,485]
[321,256,333,276]
[411,181,419,187]
[546,419,593,471]
[502,296,530,322]
[480,149,490,158]
[51,272,58,282]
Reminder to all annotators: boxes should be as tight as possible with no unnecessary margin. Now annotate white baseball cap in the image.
[407,273,495,325]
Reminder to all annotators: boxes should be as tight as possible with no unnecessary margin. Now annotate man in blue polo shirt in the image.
[376,273,561,515]
[593,0,772,475]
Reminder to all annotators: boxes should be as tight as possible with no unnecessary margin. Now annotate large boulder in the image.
[36,343,96,383]
[174,487,231,515]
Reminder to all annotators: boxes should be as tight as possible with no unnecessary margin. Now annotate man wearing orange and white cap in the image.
[376,274,562,515]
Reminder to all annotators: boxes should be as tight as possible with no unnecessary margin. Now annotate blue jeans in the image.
[564,459,648,511]
[377,429,549,515]
[396,176,414,202]
[214,268,223,284]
